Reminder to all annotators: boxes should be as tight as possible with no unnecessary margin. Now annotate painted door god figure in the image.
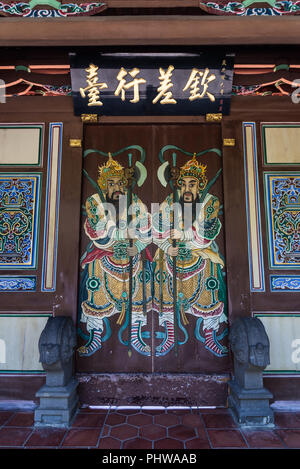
[78,153,152,357]
[153,153,228,357]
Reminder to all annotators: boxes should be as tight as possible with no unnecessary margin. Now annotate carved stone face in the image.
[39,317,76,367]
[247,319,270,368]
[234,344,248,365]
[40,343,60,366]
[230,317,270,369]
[249,342,270,368]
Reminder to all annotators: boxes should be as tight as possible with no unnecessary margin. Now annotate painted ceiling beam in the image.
[104,0,200,5]
[1,16,300,46]
[1,64,300,71]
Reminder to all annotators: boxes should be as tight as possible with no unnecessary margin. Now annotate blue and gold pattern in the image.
[0,276,36,291]
[270,275,300,292]
[264,173,300,268]
[0,2,107,17]
[0,174,41,269]
[199,0,300,15]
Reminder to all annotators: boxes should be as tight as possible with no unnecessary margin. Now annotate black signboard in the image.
[69,52,235,116]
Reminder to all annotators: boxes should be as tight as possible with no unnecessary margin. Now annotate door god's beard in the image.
[106,192,125,225]
[178,194,200,228]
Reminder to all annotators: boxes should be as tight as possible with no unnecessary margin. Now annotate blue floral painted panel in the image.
[0,174,41,268]
[264,173,300,268]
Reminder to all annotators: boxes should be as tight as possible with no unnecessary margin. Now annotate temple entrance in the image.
[75,123,230,402]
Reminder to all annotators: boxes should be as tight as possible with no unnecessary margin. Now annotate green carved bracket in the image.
[242,0,277,7]
[29,0,62,9]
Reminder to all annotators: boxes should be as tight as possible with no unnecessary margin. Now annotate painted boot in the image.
[131,321,151,356]
[204,328,228,357]
[78,329,102,357]
[155,320,175,357]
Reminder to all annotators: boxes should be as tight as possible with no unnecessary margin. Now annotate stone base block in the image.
[228,379,274,428]
[34,378,79,428]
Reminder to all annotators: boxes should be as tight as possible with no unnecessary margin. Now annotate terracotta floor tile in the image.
[154,438,184,449]
[101,425,110,437]
[115,410,140,415]
[62,428,100,447]
[22,446,57,449]
[202,413,237,429]
[168,425,197,441]
[181,413,204,428]
[275,430,300,448]
[208,429,247,448]
[0,412,15,426]
[154,413,180,427]
[275,413,300,429]
[140,424,166,441]
[0,447,23,449]
[127,413,153,426]
[71,412,106,427]
[242,429,285,449]
[105,413,127,426]
[25,428,66,447]
[60,446,90,449]
[123,438,152,449]
[185,437,211,449]
[98,437,122,449]
[110,424,138,440]
[0,427,32,447]
[5,412,34,428]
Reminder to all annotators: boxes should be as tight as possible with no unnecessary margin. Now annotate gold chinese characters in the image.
[79,64,108,106]
[80,64,218,107]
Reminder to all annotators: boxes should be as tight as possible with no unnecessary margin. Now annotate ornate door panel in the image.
[77,124,154,373]
[0,98,82,384]
[152,124,229,374]
[76,123,230,377]
[222,118,300,389]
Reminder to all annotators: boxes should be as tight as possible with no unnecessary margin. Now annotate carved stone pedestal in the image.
[34,316,79,428]
[228,316,274,428]
[228,380,274,427]
[35,377,79,428]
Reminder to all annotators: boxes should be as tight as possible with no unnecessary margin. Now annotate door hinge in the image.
[69,139,82,148]
[223,138,236,147]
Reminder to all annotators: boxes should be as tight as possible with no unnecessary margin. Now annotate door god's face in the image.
[180,176,199,203]
[107,177,126,200]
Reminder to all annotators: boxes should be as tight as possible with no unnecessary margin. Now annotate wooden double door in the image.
[76,123,230,378]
